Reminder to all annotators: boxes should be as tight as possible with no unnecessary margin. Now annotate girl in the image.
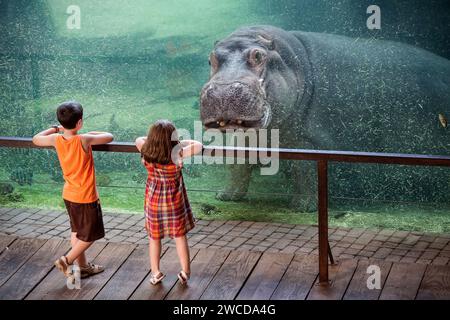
[135,120,202,285]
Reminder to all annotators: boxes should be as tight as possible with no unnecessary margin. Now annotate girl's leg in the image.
[174,235,190,274]
[70,232,88,267]
[149,238,162,274]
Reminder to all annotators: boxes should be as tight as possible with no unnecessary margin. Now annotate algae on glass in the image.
[0,0,449,232]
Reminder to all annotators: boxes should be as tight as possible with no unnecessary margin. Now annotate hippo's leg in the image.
[289,160,317,212]
[216,164,253,201]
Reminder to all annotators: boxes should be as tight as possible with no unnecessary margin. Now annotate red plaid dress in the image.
[143,160,194,240]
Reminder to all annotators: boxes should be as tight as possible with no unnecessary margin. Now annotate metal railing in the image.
[1,136,450,285]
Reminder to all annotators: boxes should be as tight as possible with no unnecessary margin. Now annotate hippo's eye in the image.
[249,49,266,67]
[255,51,262,64]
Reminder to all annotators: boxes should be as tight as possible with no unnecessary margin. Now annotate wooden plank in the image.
[0,238,46,287]
[130,247,199,300]
[25,242,107,300]
[200,250,261,300]
[0,239,70,300]
[0,235,17,255]
[38,242,133,300]
[343,259,392,300]
[379,262,427,300]
[95,245,167,300]
[166,248,230,300]
[416,265,450,300]
[237,252,293,300]
[307,258,358,300]
[271,254,318,300]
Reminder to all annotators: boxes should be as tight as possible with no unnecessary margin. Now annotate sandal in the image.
[177,270,190,285]
[80,262,104,279]
[54,256,72,277]
[149,272,165,285]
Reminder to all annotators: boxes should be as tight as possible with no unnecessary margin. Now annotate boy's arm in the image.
[32,126,61,147]
[180,140,203,158]
[81,131,114,147]
[135,136,147,152]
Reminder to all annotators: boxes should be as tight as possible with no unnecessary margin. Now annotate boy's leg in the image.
[174,235,190,274]
[70,232,88,267]
[149,238,162,274]
[65,238,92,265]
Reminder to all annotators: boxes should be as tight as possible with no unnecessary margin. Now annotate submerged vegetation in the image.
[0,0,449,232]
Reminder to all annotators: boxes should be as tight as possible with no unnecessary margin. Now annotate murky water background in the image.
[0,0,449,232]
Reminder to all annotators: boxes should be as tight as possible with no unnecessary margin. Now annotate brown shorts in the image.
[63,199,105,242]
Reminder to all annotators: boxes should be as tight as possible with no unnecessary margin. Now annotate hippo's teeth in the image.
[219,121,226,127]
[237,120,242,124]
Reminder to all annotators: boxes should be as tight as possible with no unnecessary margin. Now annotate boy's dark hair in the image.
[56,101,83,129]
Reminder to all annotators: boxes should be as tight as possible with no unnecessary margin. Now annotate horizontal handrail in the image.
[1,136,450,167]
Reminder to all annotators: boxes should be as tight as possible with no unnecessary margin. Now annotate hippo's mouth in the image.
[203,106,271,131]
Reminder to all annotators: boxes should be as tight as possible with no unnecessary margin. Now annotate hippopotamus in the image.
[200,25,450,211]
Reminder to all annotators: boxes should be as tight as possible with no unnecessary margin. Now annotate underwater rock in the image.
[10,168,33,186]
[200,25,450,211]
[96,174,112,187]
[0,182,14,195]
[200,203,219,215]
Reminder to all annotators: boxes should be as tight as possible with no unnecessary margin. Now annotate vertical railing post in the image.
[317,160,329,285]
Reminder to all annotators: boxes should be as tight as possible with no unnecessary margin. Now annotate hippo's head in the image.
[200,25,305,131]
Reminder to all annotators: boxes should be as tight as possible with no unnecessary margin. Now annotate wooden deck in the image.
[0,235,449,300]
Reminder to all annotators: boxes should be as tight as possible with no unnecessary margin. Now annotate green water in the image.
[0,0,449,232]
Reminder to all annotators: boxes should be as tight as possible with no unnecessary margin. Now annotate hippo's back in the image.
[290,31,450,155]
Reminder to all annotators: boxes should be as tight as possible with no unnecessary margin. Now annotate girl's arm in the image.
[180,140,203,158]
[32,126,62,147]
[135,136,147,152]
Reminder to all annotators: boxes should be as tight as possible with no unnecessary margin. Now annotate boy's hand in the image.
[32,127,59,147]
[81,131,114,147]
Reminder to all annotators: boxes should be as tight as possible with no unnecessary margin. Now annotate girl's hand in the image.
[135,136,147,152]
[180,140,203,158]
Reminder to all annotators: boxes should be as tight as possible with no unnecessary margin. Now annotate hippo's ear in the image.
[257,35,275,50]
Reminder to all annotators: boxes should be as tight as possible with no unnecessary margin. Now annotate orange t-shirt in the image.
[54,135,98,203]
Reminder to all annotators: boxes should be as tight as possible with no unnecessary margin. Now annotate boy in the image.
[33,101,113,281]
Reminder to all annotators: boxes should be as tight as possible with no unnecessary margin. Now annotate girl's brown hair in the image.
[141,120,180,164]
